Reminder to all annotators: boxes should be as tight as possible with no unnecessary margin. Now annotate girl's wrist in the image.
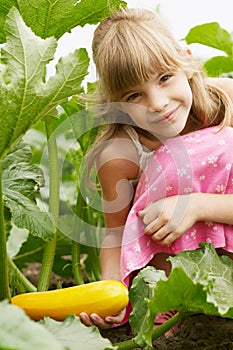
[192,192,231,224]
[191,192,210,222]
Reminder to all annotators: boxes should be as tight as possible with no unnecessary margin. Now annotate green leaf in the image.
[21,0,127,40]
[144,244,233,318]
[7,224,29,258]
[168,243,233,316]
[129,267,167,347]
[2,141,44,201]
[184,22,233,56]
[0,0,127,41]
[0,301,63,350]
[4,189,55,241]
[12,230,73,280]
[0,0,17,43]
[0,301,115,349]
[41,315,115,350]
[1,139,55,241]
[203,56,233,76]
[0,7,89,160]
[129,244,233,345]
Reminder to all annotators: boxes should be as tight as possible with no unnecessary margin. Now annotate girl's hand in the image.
[138,194,200,246]
[79,308,126,329]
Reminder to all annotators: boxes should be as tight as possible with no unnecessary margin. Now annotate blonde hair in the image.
[88,7,233,171]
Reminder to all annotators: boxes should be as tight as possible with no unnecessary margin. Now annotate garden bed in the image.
[24,262,233,349]
[101,315,233,349]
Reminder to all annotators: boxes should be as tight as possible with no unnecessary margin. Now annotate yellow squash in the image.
[11,280,129,321]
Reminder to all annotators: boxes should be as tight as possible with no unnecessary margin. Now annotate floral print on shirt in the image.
[121,126,233,287]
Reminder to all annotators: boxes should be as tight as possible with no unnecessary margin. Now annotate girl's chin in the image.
[148,125,184,139]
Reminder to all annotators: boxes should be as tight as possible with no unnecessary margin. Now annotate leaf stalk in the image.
[37,121,59,291]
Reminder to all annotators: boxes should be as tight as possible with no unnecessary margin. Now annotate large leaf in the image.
[0,0,127,42]
[18,0,127,40]
[129,243,233,346]
[0,7,89,160]
[147,243,233,317]
[184,22,233,56]
[0,301,114,350]
[42,315,115,350]
[166,243,233,316]
[0,301,63,350]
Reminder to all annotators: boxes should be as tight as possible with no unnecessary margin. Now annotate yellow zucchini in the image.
[11,280,129,321]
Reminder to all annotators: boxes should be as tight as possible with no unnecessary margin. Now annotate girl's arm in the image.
[138,192,233,247]
[98,156,137,281]
[80,146,139,328]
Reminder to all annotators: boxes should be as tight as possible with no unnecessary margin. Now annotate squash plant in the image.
[1,3,233,349]
[1,243,233,350]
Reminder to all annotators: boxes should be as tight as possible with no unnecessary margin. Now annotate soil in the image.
[24,264,233,349]
[101,315,233,349]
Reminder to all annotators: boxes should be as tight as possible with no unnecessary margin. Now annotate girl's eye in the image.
[127,92,141,101]
[160,74,172,83]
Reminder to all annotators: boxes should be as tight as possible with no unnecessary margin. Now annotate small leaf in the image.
[184,22,233,55]
[1,139,55,241]
[5,189,55,241]
[203,56,233,77]
[7,224,29,258]
[129,267,166,347]
[41,315,115,350]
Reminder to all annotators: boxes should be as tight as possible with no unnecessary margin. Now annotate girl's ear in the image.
[184,47,193,59]
[185,48,192,57]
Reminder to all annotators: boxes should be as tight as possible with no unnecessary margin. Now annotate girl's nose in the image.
[147,89,169,112]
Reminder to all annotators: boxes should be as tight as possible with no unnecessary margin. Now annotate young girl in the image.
[80,7,233,330]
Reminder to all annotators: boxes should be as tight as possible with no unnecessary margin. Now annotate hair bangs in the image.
[100,22,182,100]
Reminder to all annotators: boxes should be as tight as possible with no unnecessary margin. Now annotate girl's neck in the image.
[133,117,203,151]
[134,127,162,151]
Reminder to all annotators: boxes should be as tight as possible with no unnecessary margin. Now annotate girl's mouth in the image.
[155,106,179,123]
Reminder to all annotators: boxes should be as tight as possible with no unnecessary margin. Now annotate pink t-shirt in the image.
[121,126,233,287]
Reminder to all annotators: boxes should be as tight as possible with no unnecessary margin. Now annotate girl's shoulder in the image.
[208,77,233,102]
[96,129,139,180]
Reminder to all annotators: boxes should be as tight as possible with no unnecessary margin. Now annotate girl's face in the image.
[119,69,193,138]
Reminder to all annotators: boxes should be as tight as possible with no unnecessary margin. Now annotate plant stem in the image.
[115,312,189,349]
[72,240,84,285]
[86,206,101,281]
[8,256,37,293]
[114,337,141,350]
[151,311,186,340]
[0,163,10,300]
[72,191,85,285]
[37,121,59,291]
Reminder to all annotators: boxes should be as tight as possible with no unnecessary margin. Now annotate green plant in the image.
[0,0,126,299]
[111,243,233,350]
[1,4,233,348]
[184,22,233,76]
[1,243,233,350]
